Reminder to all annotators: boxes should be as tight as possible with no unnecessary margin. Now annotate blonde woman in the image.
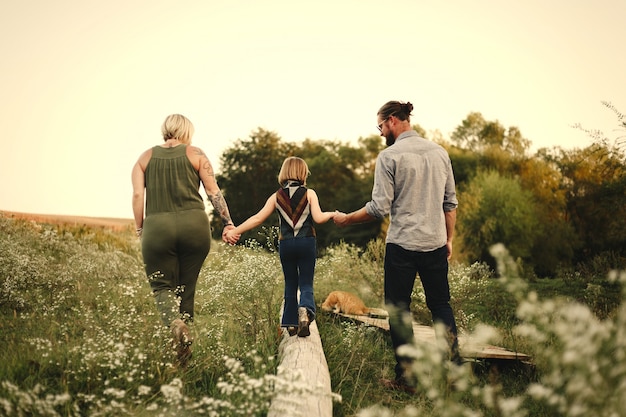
[131,114,235,364]
[225,157,335,337]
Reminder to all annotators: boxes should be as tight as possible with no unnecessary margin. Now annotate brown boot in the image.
[297,307,310,337]
[170,319,192,365]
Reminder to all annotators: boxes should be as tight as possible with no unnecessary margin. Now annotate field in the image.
[1,212,625,416]
[1,211,134,231]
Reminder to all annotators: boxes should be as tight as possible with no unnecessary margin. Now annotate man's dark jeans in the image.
[384,243,459,380]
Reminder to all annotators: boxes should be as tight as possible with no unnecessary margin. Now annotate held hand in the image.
[333,211,348,227]
[222,225,240,245]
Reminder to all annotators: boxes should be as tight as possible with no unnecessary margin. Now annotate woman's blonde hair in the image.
[161,114,195,144]
[278,157,310,185]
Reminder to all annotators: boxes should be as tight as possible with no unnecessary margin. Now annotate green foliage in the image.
[544,139,626,262]
[215,104,626,277]
[315,240,386,308]
[317,316,393,415]
[216,130,382,249]
[516,156,579,276]
[214,128,295,243]
[457,171,540,271]
[446,109,626,276]
[450,112,530,157]
[447,145,482,189]
[352,244,626,417]
[0,216,298,416]
[410,261,519,331]
[297,136,382,248]
[457,167,579,277]
[2,217,626,416]
[197,240,284,359]
[513,271,626,416]
[446,113,580,276]
[537,101,626,264]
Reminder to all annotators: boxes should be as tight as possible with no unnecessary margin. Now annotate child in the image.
[225,157,335,337]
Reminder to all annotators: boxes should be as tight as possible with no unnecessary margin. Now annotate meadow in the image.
[1,214,625,416]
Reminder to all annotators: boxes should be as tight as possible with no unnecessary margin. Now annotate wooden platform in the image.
[335,312,530,361]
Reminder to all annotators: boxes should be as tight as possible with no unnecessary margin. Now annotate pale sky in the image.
[1,0,624,219]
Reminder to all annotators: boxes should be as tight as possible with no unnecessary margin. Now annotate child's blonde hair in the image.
[278,157,310,185]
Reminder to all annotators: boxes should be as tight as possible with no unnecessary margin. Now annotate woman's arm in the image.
[131,149,151,236]
[308,189,335,224]
[189,146,234,227]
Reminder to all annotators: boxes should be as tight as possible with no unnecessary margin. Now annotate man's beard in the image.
[385,133,396,147]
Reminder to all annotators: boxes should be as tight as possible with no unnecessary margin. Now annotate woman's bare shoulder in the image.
[186,145,207,158]
[136,148,153,168]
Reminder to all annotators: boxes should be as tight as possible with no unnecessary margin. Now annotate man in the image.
[334,100,460,392]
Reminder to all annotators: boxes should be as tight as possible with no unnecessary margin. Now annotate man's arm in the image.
[333,207,376,227]
[444,209,456,259]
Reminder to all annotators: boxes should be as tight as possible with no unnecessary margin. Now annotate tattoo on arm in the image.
[207,190,232,225]
[203,160,214,177]
[192,148,214,177]
[195,147,229,224]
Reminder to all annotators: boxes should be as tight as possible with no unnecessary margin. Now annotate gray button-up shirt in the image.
[365,130,458,252]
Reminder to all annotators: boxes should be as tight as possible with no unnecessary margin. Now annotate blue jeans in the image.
[279,237,317,327]
[384,243,459,379]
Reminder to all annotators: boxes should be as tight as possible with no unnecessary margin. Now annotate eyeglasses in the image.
[377,113,395,132]
[377,117,389,132]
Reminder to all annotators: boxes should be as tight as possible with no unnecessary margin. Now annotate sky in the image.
[1,0,624,219]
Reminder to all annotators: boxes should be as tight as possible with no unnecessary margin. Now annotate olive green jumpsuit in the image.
[141,145,210,326]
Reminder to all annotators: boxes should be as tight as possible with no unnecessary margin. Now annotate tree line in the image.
[212,101,626,278]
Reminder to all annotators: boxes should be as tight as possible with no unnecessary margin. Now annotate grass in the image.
[1,215,625,416]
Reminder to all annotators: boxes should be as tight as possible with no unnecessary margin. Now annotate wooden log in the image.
[268,313,333,417]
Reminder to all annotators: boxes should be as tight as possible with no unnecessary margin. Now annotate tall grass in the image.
[0,217,288,415]
[1,216,625,416]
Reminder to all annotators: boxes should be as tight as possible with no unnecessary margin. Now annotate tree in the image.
[448,112,533,194]
[457,171,541,273]
[213,128,295,243]
[519,155,579,276]
[451,112,530,157]
[215,130,382,249]
[446,145,481,190]
[545,101,626,263]
[546,142,626,262]
[297,136,382,248]
[572,100,626,154]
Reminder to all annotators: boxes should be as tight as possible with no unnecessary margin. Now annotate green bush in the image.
[458,171,541,273]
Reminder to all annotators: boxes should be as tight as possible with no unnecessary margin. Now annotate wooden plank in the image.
[335,312,530,361]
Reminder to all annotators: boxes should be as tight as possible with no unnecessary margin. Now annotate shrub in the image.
[358,244,626,417]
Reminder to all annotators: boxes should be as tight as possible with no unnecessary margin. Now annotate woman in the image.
[131,114,235,364]
[224,157,335,337]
